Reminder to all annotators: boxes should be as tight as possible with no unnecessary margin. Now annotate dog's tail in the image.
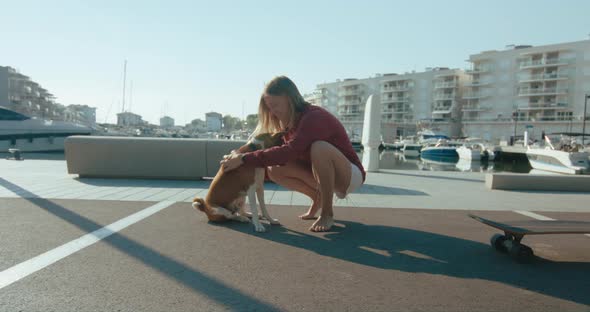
[192,197,207,212]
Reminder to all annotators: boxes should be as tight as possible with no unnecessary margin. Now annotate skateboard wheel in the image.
[509,244,534,263]
[490,234,508,253]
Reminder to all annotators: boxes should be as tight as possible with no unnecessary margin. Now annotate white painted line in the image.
[514,210,556,221]
[0,200,175,290]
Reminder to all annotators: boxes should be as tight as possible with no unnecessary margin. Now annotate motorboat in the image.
[525,135,589,174]
[401,143,422,157]
[0,106,93,152]
[456,141,496,161]
[420,139,460,160]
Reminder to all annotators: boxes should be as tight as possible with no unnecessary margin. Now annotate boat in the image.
[456,144,482,161]
[525,135,589,174]
[401,143,421,157]
[420,139,460,160]
[456,140,496,161]
[0,106,93,152]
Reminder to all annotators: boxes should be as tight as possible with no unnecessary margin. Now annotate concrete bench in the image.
[65,136,246,180]
[485,173,590,192]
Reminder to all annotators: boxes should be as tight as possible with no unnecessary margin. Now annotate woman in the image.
[221,76,365,232]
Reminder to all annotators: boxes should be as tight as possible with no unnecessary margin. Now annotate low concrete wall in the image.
[486,173,590,192]
[65,136,246,180]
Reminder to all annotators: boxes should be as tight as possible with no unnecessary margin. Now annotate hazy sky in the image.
[2,0,589,125]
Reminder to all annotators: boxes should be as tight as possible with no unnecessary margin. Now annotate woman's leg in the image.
[267,161,321,219]
[309,141,352,232]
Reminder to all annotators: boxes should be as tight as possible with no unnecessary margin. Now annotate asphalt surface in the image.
[1,198,589,312]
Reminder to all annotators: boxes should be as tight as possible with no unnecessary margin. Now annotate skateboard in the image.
[469,214,590,263]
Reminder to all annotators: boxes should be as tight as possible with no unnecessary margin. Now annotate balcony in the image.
[434,82,457,89]
[382,85,410,92]
[465,66,490,74]
[338,110,362,116]
[464,80,490,87]
[518,72,568,83]
[462,105,490,112]
[517,102,568,110]
[517,87,568,96]
[382,96,410,104]
[519,58,569,69]
[338,99,362,106]
[433,94,456,101]
[463,92,490,99]
[338,89,363,96]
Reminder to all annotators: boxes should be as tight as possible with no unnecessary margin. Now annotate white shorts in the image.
[335,163,363,199]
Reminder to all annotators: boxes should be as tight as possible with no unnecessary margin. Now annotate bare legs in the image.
[267,161,321,219]
[268,141,352,232]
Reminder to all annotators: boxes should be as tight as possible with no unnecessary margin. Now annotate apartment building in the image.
[311,68,468,142]
[307,39,590,143]
[160,116,175,128]
[117,111,144,126]
[463,40,590,141]
[0,66,59,118]
[64,104,96,126]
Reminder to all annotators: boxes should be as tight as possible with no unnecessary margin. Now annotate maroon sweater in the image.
[243,105,366,182]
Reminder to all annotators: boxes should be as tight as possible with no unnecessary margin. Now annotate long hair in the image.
[253,76,310,136]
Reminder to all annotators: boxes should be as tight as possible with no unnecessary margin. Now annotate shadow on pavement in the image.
[224,217,590,306]
[0,178,281,312]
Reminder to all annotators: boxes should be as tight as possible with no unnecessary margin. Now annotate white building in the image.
[206,112,222,132]
[310,39,590,143]
[65,104,96,126]
[314,68,468,142]
[160,116,174,128]
[463,40,590,142]
[117,112,144,126]
[0,66,60,118]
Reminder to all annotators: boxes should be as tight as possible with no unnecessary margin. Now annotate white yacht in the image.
[0,107,93,152]
[525,136,589,175]
[401,143,421,157]
[456,141,496,161]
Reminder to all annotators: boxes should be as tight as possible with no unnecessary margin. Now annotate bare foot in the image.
[299,200,320,220]
[310,215,334,232]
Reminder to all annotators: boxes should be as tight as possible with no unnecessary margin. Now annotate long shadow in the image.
[379,171,485,183]
[224,218,590,306]
[0,178,280,311]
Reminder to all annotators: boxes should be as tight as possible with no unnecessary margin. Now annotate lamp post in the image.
[513,108,519,146]
[583,94,589,145]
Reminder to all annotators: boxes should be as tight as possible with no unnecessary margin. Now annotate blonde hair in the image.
[253,76,310,136]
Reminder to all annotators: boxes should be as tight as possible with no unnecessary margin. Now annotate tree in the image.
[222,115,243,131]
[246,114,258,130]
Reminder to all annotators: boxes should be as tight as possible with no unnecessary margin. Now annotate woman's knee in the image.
[310,141,334,159]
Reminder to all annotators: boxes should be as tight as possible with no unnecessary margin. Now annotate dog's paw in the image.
[253,222,266,232]
[268,218,280,225]
[234,215,250,223]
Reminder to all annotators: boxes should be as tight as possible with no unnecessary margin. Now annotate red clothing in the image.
[243,105,366,182]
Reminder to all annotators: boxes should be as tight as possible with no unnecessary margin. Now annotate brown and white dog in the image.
[192,132,284,232]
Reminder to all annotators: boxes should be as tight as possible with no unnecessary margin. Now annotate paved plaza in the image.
[0,156,589,311]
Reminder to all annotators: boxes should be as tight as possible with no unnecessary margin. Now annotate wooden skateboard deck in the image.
[469,214,590,235]
[469,214,590,263]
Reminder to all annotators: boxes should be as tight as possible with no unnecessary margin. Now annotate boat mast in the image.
[121,60,127,113]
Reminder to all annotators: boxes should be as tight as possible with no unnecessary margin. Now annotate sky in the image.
[2,0,589,125]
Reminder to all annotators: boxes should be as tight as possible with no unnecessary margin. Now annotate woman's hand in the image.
[220,152,244,172]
